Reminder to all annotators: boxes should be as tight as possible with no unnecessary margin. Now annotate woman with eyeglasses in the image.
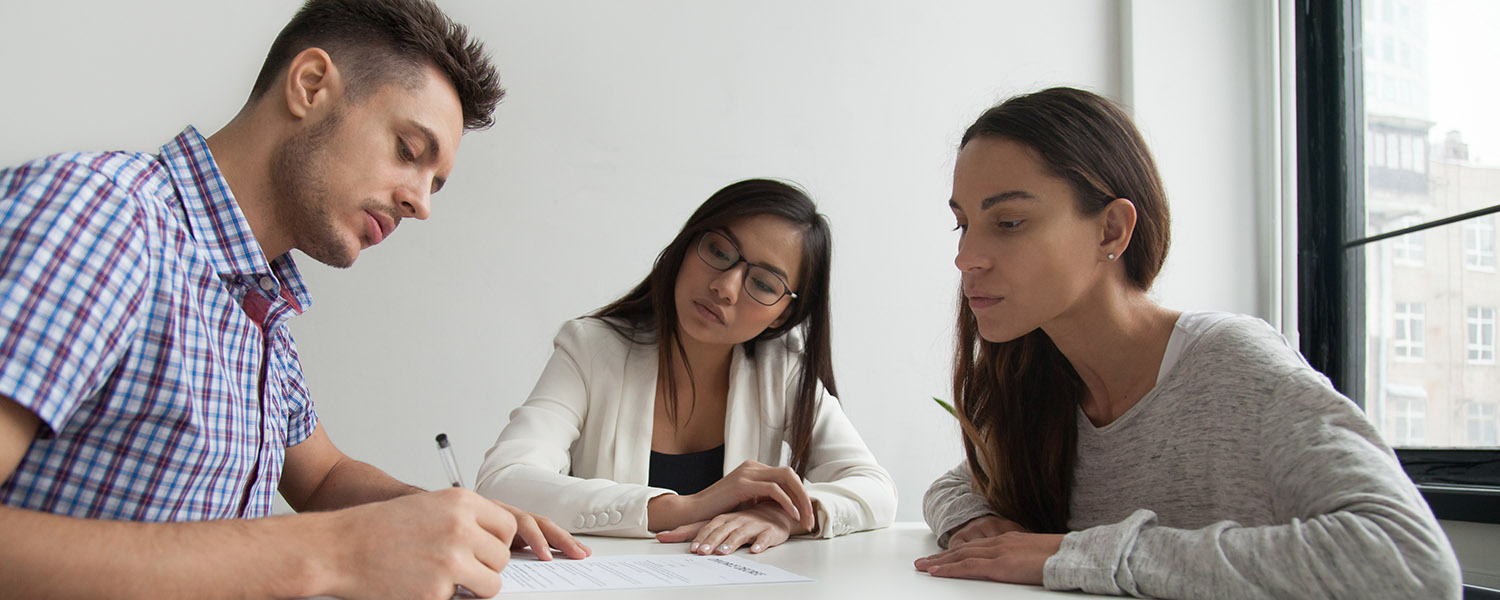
[476,179,895,555]
[912,87,1460,598]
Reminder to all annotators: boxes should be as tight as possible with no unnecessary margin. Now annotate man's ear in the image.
[1099,197,1138,259]
[282,48,342,121]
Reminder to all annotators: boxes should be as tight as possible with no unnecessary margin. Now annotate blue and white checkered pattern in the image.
[0,127,317,521]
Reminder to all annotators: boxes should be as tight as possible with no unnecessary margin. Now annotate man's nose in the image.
[398,183,432,220]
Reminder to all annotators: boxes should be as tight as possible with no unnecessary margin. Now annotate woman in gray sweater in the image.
[914,87,1461,599]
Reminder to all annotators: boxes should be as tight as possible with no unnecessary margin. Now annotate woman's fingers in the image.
[749,527,778,553]
[748,481,801,524]
[766,466,814,530]
[713,522,763,555]
[925,557,999,581]
[655,520,707,543]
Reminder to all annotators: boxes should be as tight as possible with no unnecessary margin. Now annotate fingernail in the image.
[689,543,699,552]
[751,544,764,553]
[717,544,731,553]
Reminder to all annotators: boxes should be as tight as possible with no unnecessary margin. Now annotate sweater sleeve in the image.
[922,460,1000,548]
[1043,370,1461,599]
[799,390,898,538]
[474,320,674,538]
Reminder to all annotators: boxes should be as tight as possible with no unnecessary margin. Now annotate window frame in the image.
[1295,0,1500,525]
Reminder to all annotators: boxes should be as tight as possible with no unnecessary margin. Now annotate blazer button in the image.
[609,510,623,524]
[585,514,598,528]
[595,512,610,526]
[574,515,586,529]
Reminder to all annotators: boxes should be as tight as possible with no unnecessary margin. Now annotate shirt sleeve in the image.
[474,320,673,538]
[0,159,149,434]
[798,387,898,538]
[922,460,1000,548]
[1042,370,1463,599]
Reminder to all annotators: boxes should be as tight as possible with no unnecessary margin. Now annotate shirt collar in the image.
[159,126,312,312]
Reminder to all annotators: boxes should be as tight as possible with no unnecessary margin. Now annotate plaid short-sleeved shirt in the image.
[0,127,318,521]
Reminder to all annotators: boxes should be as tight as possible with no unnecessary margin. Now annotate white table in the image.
[498,522,1084,598]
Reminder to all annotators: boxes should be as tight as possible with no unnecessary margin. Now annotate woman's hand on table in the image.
[647,461,814,532]
[913,531,1064,585]
[946,514,1028,548]
[655,502,808,554]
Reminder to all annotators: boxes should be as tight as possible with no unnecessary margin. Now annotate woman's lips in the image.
[967,296,1002,309]
[694,300,724,324]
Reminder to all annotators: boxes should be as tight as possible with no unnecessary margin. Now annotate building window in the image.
[1466,215,1496,271]
[1390,218,1425,266]
[1388,391,1427,446]
[1413,137,1425,174]
[1393,302,1425,360]
[1468,306,1497,364]
[1469,403,1499,446]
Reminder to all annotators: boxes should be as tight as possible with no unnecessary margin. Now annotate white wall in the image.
[0,1,1271,521]
[1124,0,1278,320]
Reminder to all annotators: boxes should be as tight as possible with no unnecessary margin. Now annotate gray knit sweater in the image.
[923,312,1461,599]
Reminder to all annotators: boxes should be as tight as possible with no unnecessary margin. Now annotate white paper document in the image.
[497,554,811,593]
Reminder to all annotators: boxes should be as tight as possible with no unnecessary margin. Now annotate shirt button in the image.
[258,277,276,292]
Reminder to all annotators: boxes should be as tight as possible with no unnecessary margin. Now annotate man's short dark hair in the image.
[249,0,503,131]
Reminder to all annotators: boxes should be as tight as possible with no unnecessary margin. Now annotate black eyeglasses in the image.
[696,230,798,306]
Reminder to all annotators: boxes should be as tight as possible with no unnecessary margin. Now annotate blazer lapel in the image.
[723,343,764,473]
[616,343,658,484]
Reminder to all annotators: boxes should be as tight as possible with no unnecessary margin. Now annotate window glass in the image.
[1468,306,1497,364]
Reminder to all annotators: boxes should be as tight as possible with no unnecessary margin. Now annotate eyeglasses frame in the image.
[694,230,799,306]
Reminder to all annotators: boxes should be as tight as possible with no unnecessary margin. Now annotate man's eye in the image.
[398,141,415,161]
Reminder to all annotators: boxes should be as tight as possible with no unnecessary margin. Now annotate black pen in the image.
[435,433,465,489]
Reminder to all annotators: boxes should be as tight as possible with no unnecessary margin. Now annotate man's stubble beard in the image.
[270,109,358,268]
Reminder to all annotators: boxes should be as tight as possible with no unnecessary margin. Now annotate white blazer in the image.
[476,318,897,538]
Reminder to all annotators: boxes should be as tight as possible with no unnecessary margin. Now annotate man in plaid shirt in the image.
[0,0,588,597]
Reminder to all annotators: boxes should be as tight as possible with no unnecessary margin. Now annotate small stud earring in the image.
[1107,253,1116,261]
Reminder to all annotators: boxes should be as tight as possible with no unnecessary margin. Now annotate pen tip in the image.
[436,433,449,445]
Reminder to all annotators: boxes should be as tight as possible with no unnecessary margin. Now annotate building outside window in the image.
[1468,306,1496,364]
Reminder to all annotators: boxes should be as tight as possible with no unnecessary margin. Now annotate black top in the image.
[648,445,725,495]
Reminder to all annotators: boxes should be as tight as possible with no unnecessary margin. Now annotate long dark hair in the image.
[953,87,1171,533]
[591,179,837,475]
